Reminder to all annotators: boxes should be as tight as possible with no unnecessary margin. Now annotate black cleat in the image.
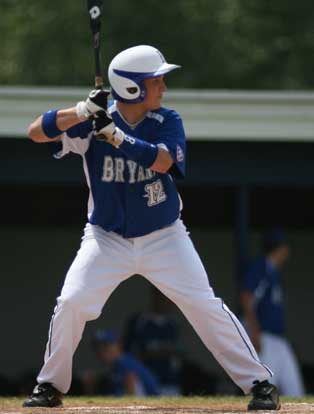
[248,380,280,411]
[22,383,63,407]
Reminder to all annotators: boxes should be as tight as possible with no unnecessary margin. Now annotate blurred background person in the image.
[123,286,183,395]
[240,228,305,396]
[83,330,161,397]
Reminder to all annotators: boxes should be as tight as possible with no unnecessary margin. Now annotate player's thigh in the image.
[60,225,134,309]
[140,220,215,300]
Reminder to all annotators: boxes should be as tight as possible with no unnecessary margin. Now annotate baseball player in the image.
[23,45,279,410]
[240,228,305,396]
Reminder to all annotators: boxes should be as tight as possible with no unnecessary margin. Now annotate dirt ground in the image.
[1,401,314,414]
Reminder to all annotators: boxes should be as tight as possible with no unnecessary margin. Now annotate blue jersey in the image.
[110,353,160,396]
[241,256,285,335]
[55,104,186,238]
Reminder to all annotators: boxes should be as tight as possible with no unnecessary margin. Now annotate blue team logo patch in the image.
[176,145,184,162]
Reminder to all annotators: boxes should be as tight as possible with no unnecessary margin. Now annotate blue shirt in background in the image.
[241,256,285,335]
[110,353,160,396]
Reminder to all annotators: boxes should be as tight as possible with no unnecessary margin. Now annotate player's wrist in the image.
[76,101,90,121]
[42,109,63,138]
[111,127,125,147]
[116,132,159,168]
[97,125,158,167]
[96,125,122,148]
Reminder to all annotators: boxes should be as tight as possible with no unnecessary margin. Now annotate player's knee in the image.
[179,293,220,316]
[57,295,81,313]
[57,295,101,320]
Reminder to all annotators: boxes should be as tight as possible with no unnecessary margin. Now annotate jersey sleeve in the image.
[52,120,93,159]
[155,110,186,179]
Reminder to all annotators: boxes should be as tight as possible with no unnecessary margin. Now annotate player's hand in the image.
[93,112,125,148]
[93,110,115,135]
[76,89,110,120]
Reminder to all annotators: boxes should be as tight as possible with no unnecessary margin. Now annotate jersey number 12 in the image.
[144,179,167,207]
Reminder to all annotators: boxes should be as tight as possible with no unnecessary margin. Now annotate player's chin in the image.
[149,100,162,110]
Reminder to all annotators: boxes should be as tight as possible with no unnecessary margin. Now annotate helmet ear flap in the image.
[109,68,145,103]
[127,87,139,95]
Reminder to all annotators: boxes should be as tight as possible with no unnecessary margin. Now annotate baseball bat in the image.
[87,0,104,89]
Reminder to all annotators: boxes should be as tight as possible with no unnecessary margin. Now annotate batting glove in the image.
[76,89,110,121]
[93,112,125,148]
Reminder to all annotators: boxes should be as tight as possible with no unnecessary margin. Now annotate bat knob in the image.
[95,76,103,89]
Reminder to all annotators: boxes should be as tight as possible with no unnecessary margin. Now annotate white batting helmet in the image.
[108,45,180,103]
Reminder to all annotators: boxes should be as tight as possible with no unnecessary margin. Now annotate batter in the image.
[23,45,280,410]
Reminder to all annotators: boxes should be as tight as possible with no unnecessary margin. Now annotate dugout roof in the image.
[0,86,314,141]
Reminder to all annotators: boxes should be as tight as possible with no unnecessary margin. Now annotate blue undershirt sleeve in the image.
[118,135,159,168]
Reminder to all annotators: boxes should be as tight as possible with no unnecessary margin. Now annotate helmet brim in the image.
[143,63,181,78]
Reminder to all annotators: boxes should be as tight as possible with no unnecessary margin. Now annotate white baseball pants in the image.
[37,220,272,394]
[259,333,305,396]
